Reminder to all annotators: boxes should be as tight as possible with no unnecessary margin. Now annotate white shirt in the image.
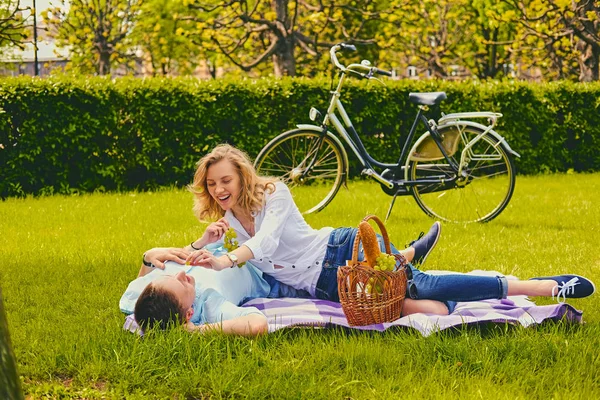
[224,182,333,296]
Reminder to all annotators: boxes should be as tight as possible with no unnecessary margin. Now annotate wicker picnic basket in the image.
[337,215,408,326]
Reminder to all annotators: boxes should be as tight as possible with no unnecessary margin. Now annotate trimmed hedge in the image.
[1,77,599,198]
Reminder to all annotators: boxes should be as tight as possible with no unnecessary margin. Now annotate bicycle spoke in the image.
[411,127,514,223]
[255,131,344,215]
[262,156,294,173]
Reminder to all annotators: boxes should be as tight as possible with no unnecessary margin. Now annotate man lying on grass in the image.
[121,246,281,337]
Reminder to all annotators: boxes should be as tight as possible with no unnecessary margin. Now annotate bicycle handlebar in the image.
[330,43,391,78]
[340,43,357,52]
[374,68,392,77]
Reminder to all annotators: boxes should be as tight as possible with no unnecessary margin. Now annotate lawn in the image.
[1,174,599,399]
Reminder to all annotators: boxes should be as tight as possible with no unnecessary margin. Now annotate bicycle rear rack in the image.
[438,112,503,127]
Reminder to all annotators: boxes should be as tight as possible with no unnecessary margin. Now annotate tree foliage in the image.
[182,0,398,77]
[130,0,201,76]
[43,0,141,75]
[0,0,28,53]
[507,0,600,82]
[37,0,600,81]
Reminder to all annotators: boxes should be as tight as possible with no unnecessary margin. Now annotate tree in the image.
[509,0,600,81]
[0,0,28,53]
[43,0,141,75]
[184,0,397,77]
[468,0,518,79]
[387,0,478,78]
[131,0,201,76]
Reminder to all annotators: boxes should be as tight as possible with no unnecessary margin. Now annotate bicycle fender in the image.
[403,121,520,180]
[403,131,436,179]
[440,120,521,158]
[295,124,350,185]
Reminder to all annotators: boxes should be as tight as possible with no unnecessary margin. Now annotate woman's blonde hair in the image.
[188,144,276,221]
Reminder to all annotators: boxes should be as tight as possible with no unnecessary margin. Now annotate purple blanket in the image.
[123,271,583,336]
[124,296,582,337]
[242,296,582,336]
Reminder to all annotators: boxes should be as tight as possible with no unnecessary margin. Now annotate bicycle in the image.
[254,43,520,223]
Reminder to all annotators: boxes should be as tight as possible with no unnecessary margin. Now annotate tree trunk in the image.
[487,28,499,78]
[98,49,111,75]
[207,59,217,79]
[0,288,24,400]
[577,40,600,82]
[574,1,599,81]
[272,37,296,77]
[271,0,296,77]
[479,25,499,79]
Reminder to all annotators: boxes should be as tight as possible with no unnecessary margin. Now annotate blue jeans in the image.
[314,228,509,314]
[264,273,312,299]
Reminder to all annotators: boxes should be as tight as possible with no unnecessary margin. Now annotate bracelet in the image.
[190,242,202,250]
[142,253,155,268]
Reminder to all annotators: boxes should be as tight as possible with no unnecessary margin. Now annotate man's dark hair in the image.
[134,283,186,331]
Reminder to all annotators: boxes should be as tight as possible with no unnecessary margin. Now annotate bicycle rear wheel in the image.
[409,125,516,223]
[254,129,346,214]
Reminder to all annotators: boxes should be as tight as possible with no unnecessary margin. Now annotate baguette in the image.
[358,221,381,268]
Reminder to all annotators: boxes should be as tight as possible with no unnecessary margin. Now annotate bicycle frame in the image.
[254,44,522,221]
[316,69,461,191]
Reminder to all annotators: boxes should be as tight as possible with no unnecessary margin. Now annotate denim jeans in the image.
[263,273,312,299]
[314,227,509,314]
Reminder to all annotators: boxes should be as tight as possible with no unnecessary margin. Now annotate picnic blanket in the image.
[123,269,583,336]
[242,296,582,336]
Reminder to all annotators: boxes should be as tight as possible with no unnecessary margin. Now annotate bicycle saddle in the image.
[408,92,447,106]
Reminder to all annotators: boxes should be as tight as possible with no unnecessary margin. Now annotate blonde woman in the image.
[180,144,593,318]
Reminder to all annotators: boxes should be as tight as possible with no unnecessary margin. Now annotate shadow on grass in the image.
[261,318,586,342]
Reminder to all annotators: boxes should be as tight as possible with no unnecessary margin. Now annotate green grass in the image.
[1,174,599,399]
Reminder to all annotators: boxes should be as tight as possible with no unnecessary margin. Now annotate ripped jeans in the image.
[314,228,508,313]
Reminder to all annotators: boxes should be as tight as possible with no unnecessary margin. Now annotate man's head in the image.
[134,271,196,330]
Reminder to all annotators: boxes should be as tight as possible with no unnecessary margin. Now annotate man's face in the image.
[153,271,196,315]
[206,159,241,212]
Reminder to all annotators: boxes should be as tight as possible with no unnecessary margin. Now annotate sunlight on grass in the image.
[1,174,599,398]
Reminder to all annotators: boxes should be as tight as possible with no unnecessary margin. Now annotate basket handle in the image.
[350,214,392,264]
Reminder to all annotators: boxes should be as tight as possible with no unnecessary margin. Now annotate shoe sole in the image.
[419,221,441,267]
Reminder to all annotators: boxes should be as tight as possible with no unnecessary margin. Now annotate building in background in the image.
[0,0,69,76]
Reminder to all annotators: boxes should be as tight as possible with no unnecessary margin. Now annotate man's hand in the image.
[186,248,231,271]
[183,321,205,333]
[143,247,190,270]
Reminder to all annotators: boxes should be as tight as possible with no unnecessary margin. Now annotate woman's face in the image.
[206,159,242,212]
[154,271,196,314]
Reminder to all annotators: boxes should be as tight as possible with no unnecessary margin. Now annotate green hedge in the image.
[1,77,599,198]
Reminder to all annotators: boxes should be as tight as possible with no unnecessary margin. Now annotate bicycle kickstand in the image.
[385,193,398,222]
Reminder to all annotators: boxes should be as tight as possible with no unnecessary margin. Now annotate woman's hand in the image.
[186,248,231,271]
[143,247,190,270]
[194,218,230,248]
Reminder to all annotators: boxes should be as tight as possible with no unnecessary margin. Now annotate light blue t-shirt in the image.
[119,245,270,325]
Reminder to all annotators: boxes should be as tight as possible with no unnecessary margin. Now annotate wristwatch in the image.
[226,253,239,268]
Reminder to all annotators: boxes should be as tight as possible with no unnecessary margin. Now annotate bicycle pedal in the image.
[361,168,374,176]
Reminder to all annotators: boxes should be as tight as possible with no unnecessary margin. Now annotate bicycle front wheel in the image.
[254,129,346,214]
[409,125,516,223]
